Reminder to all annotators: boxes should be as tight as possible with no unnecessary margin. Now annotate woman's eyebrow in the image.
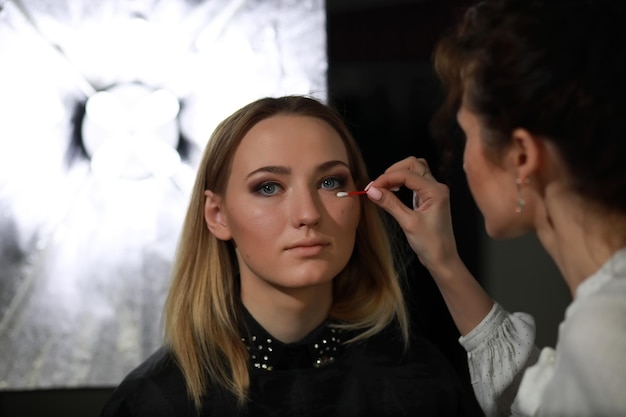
[316,160,350,173]
[246,166,290,179]
[246,160,350,179]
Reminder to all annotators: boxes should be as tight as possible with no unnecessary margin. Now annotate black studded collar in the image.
[240,306,345,371]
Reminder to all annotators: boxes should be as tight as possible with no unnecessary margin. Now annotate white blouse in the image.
[459,248,626,417]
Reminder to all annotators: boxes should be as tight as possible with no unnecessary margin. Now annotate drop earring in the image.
[515,177,530,213]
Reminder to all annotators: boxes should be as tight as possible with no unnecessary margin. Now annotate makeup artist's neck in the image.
[241,284,332,344]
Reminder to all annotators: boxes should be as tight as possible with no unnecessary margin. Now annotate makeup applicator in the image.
[336,191,367,197]
[336,187,399,198]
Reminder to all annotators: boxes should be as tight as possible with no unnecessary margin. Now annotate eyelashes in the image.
[252,174,349,197]
[254,182,280,196]
[320,175,347,190]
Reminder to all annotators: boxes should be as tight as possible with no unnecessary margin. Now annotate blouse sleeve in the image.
[458,303,539,417]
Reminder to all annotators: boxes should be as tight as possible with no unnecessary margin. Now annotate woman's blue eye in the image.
[256,182,281,196]
[320,176,345,190]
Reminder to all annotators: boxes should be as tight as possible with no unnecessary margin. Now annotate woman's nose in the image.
[290,187,322,227]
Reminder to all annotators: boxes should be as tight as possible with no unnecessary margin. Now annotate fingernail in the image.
[366,185,383,201]
[364,181,374,191]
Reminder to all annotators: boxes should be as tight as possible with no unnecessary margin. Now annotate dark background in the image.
[327,0,479,391]
[0,1,481,415]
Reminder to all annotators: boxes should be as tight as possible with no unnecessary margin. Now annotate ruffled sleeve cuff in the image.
[459,302,509,352]
[457,303,538,417]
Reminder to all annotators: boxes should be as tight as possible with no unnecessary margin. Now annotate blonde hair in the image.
[164,95,409,410]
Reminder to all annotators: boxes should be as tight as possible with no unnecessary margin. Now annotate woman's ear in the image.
[510,127,543,180]
[204,190,232,241]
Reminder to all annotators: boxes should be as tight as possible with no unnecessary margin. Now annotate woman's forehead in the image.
[231,115,350,170]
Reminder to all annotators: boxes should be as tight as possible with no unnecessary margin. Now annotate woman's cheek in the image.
[340,200,360,230]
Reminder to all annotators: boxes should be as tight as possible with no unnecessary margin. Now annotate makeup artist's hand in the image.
[367,157,493,336]
[365,157,460,273]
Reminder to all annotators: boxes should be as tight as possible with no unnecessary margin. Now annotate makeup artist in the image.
[100,95,483,416]
[365,0,626,416]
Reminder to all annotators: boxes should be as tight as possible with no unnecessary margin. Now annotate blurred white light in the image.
[89,134,182,180]
[0,0,327,390]
[82,83,181,180]
[193,0,247,52]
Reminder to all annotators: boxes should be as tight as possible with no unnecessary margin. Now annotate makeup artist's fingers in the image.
[367,157,438,214]
[366,157,434,200]
[366,159,459,269]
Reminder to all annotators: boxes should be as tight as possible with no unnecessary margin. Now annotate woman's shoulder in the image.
[562,279,626,346]
[110,346,185,392]
[100,346,193,417]
[557,273,626,379]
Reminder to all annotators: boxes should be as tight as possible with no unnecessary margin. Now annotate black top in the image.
[101,311,483,417]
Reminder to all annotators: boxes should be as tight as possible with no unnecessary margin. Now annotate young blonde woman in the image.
[100,95,482,416]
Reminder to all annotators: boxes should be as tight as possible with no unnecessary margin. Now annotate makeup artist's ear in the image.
[508,127,542,179]
[204,190,232,241]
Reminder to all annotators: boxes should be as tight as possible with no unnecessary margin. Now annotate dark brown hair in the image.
[433,0,626,212]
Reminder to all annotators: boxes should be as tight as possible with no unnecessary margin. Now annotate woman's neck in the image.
[241,283,333,344]
[535,191,626,297]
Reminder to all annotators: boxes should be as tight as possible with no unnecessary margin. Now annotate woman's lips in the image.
[285,240,329,256]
